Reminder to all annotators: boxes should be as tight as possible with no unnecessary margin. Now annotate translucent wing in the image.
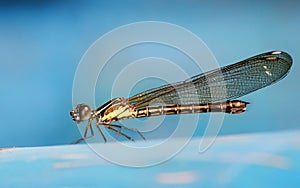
[129,51,292,109]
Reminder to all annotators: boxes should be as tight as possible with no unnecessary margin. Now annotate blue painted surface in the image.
[1,130,300,187]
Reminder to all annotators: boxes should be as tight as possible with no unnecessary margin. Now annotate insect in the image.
[70,51,292,144]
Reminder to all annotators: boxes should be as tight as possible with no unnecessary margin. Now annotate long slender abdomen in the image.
[135,100,249,118]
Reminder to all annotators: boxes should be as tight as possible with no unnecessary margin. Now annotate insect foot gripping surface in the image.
[226,100,249,114]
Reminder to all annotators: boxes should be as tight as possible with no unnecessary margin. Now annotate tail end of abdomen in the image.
[225,100,249,114]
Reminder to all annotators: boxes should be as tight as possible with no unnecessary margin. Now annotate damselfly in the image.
[70,51,292,144]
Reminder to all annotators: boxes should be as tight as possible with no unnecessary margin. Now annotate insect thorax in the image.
[96,98,136,123]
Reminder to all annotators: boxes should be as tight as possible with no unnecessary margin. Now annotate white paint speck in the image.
[156,171,199,184]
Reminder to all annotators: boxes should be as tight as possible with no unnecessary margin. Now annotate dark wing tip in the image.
[269,50,293,67]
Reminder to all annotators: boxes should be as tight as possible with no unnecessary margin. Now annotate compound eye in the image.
[70,109,80,122]
[70,104,92,123]
[78,104,92,121]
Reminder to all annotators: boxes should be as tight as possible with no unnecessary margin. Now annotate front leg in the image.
[72,118,94,144]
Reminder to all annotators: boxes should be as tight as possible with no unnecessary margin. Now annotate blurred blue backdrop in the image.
[0,0,299,147]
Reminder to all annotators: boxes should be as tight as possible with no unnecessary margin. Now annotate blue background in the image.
[1,1,299,147]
